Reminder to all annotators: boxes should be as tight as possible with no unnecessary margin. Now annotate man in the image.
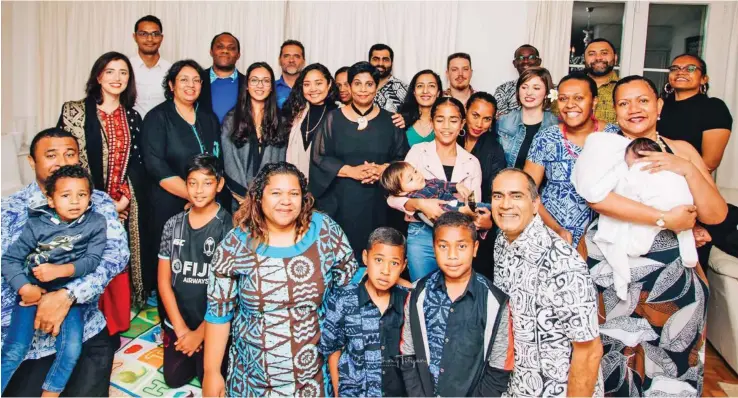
[334,66,352,105]
[199,32,244,124]
[490,168,603,397]
[584,38,619,124]
[443,52,475,105]
[369,43,408,113]
[493,44,542,117]
[1,128,129,396]
[275,40,306,109]
[130,15,172,118]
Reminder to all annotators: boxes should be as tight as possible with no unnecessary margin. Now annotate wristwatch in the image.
[65,289,77,304]
[656,213,666,228]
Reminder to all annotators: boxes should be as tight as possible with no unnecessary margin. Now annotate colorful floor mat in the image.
[109,305,202,397]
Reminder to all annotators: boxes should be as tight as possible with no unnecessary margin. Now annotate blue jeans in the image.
[1,303,83,393]
[406,222,438,282]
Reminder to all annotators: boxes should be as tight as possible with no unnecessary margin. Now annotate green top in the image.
[406,125,435,147]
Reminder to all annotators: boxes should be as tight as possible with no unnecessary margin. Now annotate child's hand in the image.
[18,284,46,305]
[455,183,471,200]
[32,264,62,282]
[175,329,204,357]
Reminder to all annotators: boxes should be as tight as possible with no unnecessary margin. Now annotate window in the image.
[569,2,625,73]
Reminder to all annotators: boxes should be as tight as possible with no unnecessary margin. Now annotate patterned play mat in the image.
[109,304,203,397]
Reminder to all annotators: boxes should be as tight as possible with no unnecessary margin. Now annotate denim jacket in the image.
[496,109,558,167]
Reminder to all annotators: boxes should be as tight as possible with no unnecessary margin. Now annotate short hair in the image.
[45,164,93,197]
[447,52,472,69]
[516,67,554,110]
[134,15,162,32]
[280,40,305,57]
[626,138,662,160]
[558,71,599,99]
[665,54,709,97]
[85,52,137,108]
[494,168,539,200]
[367,227,406,255]
[186,153,223,180]
[380,161,414,196]
[433,211,478,242]
[30,128,77,160]
[466,91,497,112]
[334,66,350,79]
[210,32,241,52]
[613,75,659,104]
[514,44,539,57]
[585,38,617,55]
[431,96,466,119]
[348,61,380,85]
[368,43,394,62]
[163,59,206,101]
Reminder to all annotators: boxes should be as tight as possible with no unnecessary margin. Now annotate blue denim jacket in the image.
[496,109,558,167]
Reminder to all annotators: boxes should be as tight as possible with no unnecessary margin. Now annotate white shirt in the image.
[130,53,172,118]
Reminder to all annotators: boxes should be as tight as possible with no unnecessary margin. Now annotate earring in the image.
[459,128,466,137]
[700,84,708,94]
[664,83,674,95]
[657,115,661,121]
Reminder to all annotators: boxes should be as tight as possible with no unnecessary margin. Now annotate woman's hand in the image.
[693,224,712,248]
[455,183,471,201]
[202,370,226,398]
[474,208,493,230]
[415,199,448,222]
[636,150,697,177]
[663,205,698,233]
[392,113,406,129]
[342,164,373,182]
[175,328,204,357]
[361,162,388,184]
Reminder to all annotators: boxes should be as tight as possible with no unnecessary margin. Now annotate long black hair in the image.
[399,69,443,128]
[281,63,338,134]
[85,52,137,108]
[231,62,284,148]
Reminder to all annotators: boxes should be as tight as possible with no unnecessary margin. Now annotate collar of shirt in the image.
[357,279,405,314]
[499,214,551,258]
[275,76,291,89]
[442,85,475,97]
[600,71,620,87]
[131,53,166,70]
[428,269,477,300]
[210,67,239,84]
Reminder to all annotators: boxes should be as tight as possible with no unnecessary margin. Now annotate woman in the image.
[577,75,727,396]
[658,54,733,172]
[202,162,357,397]
[283,63,339,178]
[523,72,604,247]
[57,51,150,328]
[399,69,442,147]
[309,61,408,258]
[388,97,482,281]
[222,62,286,212]
[497,67,559,168]
[141,59,223,290]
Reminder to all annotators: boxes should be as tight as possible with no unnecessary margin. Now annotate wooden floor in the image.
[705,342,738,397]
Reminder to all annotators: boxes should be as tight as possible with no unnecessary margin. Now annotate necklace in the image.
[305,104,327,135]
[351,103,373,131]
[561,119,599,159]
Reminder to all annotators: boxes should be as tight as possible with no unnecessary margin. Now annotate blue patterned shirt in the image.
[1,182,129,359]
[319,280,409,397]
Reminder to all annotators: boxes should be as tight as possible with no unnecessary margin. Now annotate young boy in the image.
[1,165,107,397]
[399,212,513,397]
[319,227,410,397]
[157,154,232,388]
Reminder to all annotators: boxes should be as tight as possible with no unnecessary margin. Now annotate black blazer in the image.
[198,67,246,116]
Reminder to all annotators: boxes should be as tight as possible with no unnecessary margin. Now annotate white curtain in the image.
[525,0,574,83]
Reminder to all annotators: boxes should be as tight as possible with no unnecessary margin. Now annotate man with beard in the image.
[443,53,475,106]
[199,32,244,124]
[131,15,172,118]
[493,44,542,117]
[369,43,408,113]
[275,40,306,109]
[583,38,619,124]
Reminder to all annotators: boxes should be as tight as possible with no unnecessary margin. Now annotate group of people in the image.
[1,12,735,398]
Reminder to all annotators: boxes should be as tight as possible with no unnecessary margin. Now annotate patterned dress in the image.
[205,212,357,397]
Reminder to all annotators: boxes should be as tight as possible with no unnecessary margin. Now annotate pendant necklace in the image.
[351,103,373,131]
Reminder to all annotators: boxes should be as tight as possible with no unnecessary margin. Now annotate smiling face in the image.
[413,73,440,107]
[369,49,393,78]
[614,80,663,137]
[668,55,707,92]
[491,171,539,242]
[513,47,541,75]
[169,66,202,104]
[335,71,352,104]
[465,99,495,138]
[186,169,223,209]
[447,57,472,91]
[48,177,91,222]
[434,225,477,281]
[362,243,407,292]
[432,103,465,147]
[261,173,303,231]
[350,72,378,108]
[302,69,330,106]
[133,21,163,56]
[518,76,546,110]
[97,59,130,99]
[247,67,273,102]
[584,41,618,77]
[557,78,598,129]
[30,136,80,187]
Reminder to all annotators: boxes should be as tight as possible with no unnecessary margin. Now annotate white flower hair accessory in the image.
[547,88,558,102]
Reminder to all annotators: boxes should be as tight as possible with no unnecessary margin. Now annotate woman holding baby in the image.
[575,75,727,397]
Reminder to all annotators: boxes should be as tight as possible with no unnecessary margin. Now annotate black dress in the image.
[309,108,409,256]
[657,94,732,154]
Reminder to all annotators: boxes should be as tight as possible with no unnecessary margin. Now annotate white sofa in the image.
[706,247,738,373]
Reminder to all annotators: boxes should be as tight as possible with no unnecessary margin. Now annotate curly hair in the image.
[234,162,315,248]
[45,164,93,197]
[231,62,284,148]
[280,63,339,134]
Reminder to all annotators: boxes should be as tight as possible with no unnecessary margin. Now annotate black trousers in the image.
[3,328,117,397]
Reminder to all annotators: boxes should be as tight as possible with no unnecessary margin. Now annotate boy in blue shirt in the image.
[1,165,107,396]
[320,227,409,397]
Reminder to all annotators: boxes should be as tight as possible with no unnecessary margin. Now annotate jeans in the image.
[406,222,438,282]
[1,303,83,393]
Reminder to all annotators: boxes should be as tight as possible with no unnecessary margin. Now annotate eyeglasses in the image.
[178,77,203,86]
[249,78,272,87]
[515,55,539,62]
[668,65,702,73]
[136,31,163,39]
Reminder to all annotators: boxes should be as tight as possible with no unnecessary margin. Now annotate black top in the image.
[515,122,542,169]
[158,206,232,330]
[300,102,337,150]
[442,165,454,182]
[657,94,733,154]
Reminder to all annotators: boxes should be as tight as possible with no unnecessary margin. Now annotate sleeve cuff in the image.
[158,254,170,260]
[9,274,32,293]
[205,312,233,324]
